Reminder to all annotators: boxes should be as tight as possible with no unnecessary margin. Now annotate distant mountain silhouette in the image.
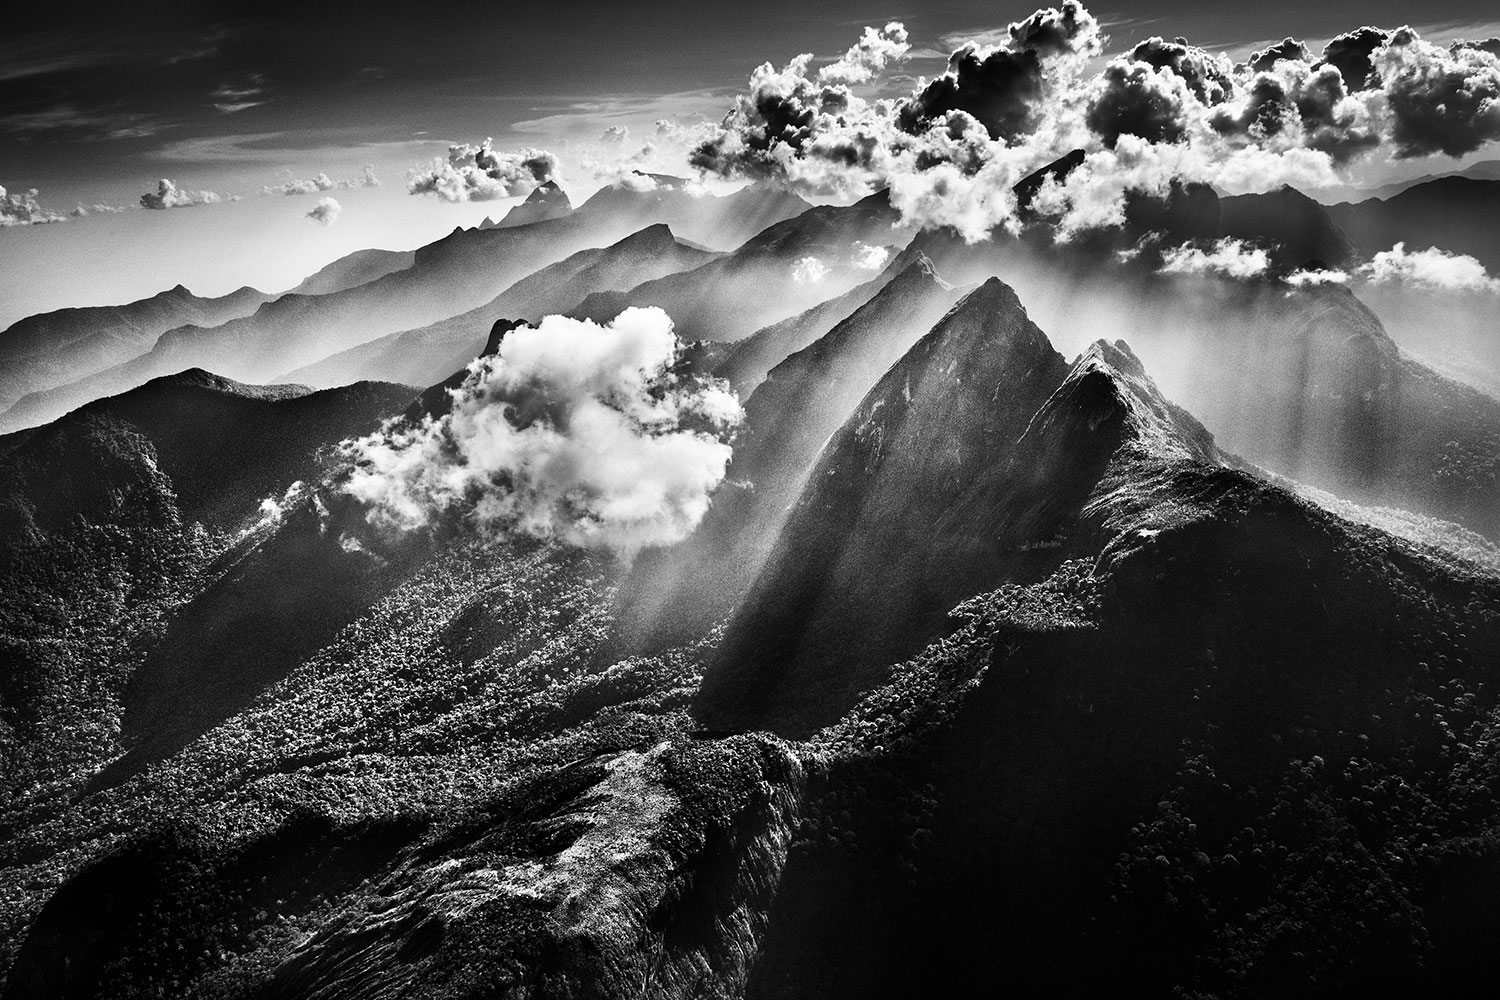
[0,284,271,413]
[290,248,416,296]
[280,224,719,389]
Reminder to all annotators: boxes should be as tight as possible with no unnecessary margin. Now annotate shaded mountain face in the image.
[0,285,273,414]
[488,179,573,228]
[0,370,413,821]
[570,191,911,342]
[698,279,1168,734]
[1218,185,1358,271]
[2,260,1500,1000]
[1327,176,1500,274]
[620,254,964,646]
[289,248,416,297]
[279,224,719,390]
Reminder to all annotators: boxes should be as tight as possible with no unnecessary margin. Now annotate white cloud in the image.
[1158,238,1272,279]
[139,178,224,210]
[407,137,558,202]
[0,185,64,226]
[851,241,891,270]
[263,164,381,196]
[792,256,830,283]
[1359,242,1499,291]
[339,307,741,558]
[306,196,341,226]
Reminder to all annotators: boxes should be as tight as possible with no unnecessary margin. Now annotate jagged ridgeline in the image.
[2,169,1500,1000]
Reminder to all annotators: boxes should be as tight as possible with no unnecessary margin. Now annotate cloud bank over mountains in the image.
[340,307,741,557]
[683,1,1500,240]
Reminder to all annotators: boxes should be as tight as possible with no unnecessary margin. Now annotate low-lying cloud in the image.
[306,196,342,226]
[1158,238,1271,279]
[1359,242,1499,292]
[407,138,558,202]
[339,307,741,558]
[140,179,224,210]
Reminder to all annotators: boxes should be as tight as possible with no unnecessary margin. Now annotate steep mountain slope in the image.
[0,285,272,412]
[623,255,963,642]
[1326,177,1500,273]
[570,191,910,341]
[289,248,416,297]
[487,179,573,228]
[3,272,1500,999]
[280,225,718,389]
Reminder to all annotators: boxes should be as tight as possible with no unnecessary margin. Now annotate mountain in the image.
[487,179,573,228]
[289,248,416,296]
[622,255,964,645]
[711,248,917,395]
[0,285,272,413]
[1218,185,1358,270]
[1326,177,1500,274]
[569,173,810,250]
[279,224,720,389]
[570,191,911,341]
[5,271,1500,998]
[0,182,812,434]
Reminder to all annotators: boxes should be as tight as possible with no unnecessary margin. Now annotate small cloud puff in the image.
[851,241,891,270]
[1158,238,1271,280]
[306,197,342,226]
[339,307,740,558]
[600,125,630,143]
[407,138,558,202]
[140,179,224,210]
[792,256,830,283]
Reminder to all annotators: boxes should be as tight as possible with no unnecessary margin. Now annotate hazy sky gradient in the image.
[2,0,1498,325]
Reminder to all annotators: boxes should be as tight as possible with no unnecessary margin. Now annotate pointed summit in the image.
[494,180,572,228]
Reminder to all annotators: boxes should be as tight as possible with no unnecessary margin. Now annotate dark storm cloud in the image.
[1086,60,1191,146]
[1247,38,1312,73]
[1318,27,1392,91]
[1378,27,1500,158]
[1125,37,1234,105]
[897,2,1101,140]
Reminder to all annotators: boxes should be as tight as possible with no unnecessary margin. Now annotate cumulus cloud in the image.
[1358,243,1499,291]
[819,22,910,85]
[263,164,381,196]
[1158,238,1271,279]
[70,202,129,217]
[139,179,223,210]
[306,196,341,226]
[407,138,558,202]
[0,186,65,226]
[852,241,891,269]
[690,5,1500,242]
[600,125,630,143]
[792,256,830,283]
[1284,267,1350,287]
[1376,28,1500,157]
[339,307,740,558]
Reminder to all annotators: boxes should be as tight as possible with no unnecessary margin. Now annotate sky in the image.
[2,0,1498,327]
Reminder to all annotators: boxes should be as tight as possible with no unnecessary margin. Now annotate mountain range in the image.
[2,167,1500,998]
